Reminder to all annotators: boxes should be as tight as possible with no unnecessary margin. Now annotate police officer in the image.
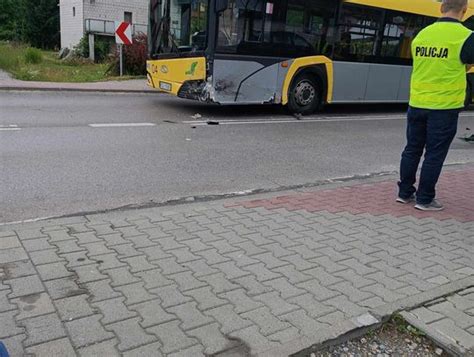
[398,0,474,211]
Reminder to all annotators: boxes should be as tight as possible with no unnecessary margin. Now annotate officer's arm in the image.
[461,33,474,65]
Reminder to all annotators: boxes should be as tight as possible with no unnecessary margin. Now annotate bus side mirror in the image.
[215,0,228,12]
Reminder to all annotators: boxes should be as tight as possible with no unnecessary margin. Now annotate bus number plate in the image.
[159,81,172,91]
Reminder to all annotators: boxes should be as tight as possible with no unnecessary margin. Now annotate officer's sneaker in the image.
[415,199,444,211]
[396,194,415,204]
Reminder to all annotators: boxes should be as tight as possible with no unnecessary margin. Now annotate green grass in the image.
[0,42,112,82]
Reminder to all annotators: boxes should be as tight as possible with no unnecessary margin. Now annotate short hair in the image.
[442,0,468,12]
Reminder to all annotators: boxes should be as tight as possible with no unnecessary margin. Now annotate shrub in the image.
[74,35,112,63]
[24,47,42,64]
[110,33,147,76]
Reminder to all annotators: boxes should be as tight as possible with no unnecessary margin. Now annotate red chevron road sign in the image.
[115,22,132,45]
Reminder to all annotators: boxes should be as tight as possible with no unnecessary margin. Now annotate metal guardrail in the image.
[85,19,147,36]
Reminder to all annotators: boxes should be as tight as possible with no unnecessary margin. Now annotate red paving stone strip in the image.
[228,168,474,223]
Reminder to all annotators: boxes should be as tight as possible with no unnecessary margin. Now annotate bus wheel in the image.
[288,73,321,115]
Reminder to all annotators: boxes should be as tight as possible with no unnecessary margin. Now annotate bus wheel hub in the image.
[295,81,316,106]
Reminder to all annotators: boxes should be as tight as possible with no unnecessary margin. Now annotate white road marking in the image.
[0,128,21,131]
[89,123,156,128]
[184,111,474,126]
[185,116,406,126]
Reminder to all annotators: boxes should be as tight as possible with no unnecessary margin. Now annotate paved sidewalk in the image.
[0,69,153,93]
[403,287,474,356]
[0,166,473,357]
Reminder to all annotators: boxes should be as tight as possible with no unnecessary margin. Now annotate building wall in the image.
[83,0,148,26]
[59,0,84,49]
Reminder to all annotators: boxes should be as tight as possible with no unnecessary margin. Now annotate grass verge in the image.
[0,42,112,82]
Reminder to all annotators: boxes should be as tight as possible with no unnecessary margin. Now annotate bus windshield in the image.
[149,0,208,58]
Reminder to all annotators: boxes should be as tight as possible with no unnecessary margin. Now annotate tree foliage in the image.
[0,0,59,49]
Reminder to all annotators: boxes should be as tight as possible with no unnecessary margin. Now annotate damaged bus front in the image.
[147,0,214,101]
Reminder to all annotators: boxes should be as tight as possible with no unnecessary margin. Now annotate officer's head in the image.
[441,0,468,18]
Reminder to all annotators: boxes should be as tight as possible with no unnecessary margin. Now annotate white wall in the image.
[83,0,148,25]
[60,0,84,49]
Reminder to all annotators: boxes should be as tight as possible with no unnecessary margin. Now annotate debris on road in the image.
[191,113,202,119]
[460,134,474,142]
[207,120,220,125]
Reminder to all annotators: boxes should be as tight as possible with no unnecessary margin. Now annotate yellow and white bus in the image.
[147,0,474,114]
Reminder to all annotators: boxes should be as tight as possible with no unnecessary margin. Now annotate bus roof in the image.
[345,0,474,19]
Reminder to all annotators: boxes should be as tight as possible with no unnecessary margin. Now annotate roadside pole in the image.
[115,22,133,78]
[119,44,123,77]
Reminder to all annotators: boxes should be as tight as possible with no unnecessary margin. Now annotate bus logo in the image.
[186,62,198,76]
[160,65,169,74]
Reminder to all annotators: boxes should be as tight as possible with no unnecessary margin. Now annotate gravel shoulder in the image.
[306,316,447,357]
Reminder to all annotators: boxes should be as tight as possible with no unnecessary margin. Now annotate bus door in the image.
[212,0,282,104]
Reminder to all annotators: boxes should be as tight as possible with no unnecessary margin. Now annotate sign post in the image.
[115,22,133,76]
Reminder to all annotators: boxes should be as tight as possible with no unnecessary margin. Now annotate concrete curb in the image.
[258,276,474,357]
[0,85,155,94]
[401,311,466,357]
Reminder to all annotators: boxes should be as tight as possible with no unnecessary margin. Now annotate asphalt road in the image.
[1,91,473,223]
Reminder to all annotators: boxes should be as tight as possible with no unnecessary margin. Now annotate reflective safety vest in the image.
[410,21,472,110]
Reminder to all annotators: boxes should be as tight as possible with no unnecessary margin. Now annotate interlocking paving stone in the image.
[29,249,64,266]
[37,262,73,281]
[219,289,263,314]
[167,344,204,357]
[7,275,45,298]
[44,277,87,300]
[168,271,207,291]
[281,309,329,334]
[150,284,192,308]
[228,325,280,355]
[0,290,15,312]
[0,247,28,264]
[241,306,291,336]
[0,236,21,250]
[55,294,95,321]
[183,286,228,311]
[65,314,115,348]
[166,301,214,330]
[205,304,253,334]
[77,338,119,356]
[92,297,137,324]
[107,317,157,351]
[1,260,36,280]
[105,266,140,287]
[198,273,240,294]
[12,292,55,320]
[134,268,173,289]
[21,238,53,253]
[147,320,199,354]
[188,322,239,355]
[25,337,76,357]
[0,311,25,338]
[1,334,26,357]
[129,299,176,327]
[115,282,156,305]
[22,313,66,346]
[288,293,335,318]
[122,342,163,357]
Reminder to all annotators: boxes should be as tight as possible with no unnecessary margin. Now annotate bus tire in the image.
[288,73,321,115]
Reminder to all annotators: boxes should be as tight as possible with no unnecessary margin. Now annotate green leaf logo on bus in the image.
[186,62,198,76]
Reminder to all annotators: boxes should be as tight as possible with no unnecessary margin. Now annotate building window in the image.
[124,12,133,24]
[73,7,76,17]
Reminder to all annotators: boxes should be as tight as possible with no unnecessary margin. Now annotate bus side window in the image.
[335,4,381,61]
[380,11,432,64]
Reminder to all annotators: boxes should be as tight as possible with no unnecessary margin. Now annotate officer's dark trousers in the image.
[399,106,459,204]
